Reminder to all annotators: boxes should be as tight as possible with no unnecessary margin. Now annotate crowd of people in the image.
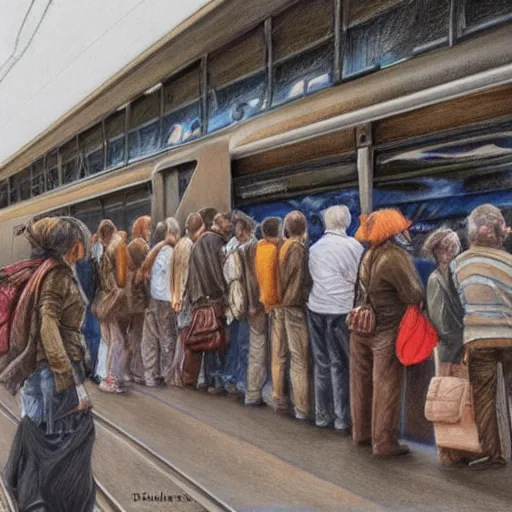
[0,200,510,512]
[75,202,511,470]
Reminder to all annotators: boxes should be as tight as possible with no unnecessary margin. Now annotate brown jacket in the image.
[278,239,312,308]
[360,241,424,332]
[238,239,262,313]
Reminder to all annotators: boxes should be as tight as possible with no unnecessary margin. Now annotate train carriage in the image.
[1,0,512,443]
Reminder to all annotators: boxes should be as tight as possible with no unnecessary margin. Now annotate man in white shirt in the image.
[307,205,363,434]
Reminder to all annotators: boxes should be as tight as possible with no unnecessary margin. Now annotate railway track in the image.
[0,394,232,512]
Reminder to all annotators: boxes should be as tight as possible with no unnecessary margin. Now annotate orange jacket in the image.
[255,240,280,312]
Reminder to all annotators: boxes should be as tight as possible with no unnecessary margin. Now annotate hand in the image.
[173,301,182,313]
[75,384,93,411]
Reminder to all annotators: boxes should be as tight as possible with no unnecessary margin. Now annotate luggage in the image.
[184,305,227,355]
[425,376,482,454]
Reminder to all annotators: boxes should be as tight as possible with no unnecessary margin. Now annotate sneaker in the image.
[123,375,132,384]
[99,377,118,394]
[145,379,159,388]
[295,410,307,421]
[315,420,330,428]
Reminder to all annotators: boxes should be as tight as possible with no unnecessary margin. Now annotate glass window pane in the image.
[46,150,60,191]
[163,103,201,147]
[81,123,104,176]
[125,184,151,233]
[31,159,45,197]
[177,162,196,200]
[208,26,266,133]
[0,181,8,209]
[273,0,333,62]
[9,175,20,205]
[273,42,333,107]
[106,110,126,168]
[343,0,448,78]
[459,0,512,35]
[71,199,103,234]
[19,168,31,201]
[61,139,80,185]
[163,64,200,113]
[103,191,126,231]
[128,90,161,161]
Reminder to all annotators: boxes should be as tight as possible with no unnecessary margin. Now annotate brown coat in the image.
[359,241,424,332]
[238,239,262,313]
[278,239,312,308]
[126,238,150,315]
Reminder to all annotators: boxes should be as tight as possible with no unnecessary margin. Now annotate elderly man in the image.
[307,206,363,434]
[451,204,512,470]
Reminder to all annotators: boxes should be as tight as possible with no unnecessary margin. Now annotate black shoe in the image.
[89,375,101,385]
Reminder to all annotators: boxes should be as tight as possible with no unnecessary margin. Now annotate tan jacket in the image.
[278,239,312,308]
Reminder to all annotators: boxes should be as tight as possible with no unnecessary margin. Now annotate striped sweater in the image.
[451,246,512,346]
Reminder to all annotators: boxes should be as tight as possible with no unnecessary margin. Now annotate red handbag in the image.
[184,305,228,355]
[396,305,438,366]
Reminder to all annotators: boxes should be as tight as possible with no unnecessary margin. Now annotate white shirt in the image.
[150,245,173,302]
[307,230,364,315]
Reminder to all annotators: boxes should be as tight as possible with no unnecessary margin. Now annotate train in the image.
[1,0,512,443]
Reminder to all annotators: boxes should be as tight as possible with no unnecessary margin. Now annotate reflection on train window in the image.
[343,0,448,79]
[272,0,333,107]
[19,168,31,201]
[0,181,8,209]
[9,175,20,205]
[31,159,45,197]
[61,139,80,185]
[208,26,266,133]
[46,150,60,191]
[106,110,126,168]
[458,0,512,36]
[80,123,104,176]
[163,64,201,147]
[128,89,161,161]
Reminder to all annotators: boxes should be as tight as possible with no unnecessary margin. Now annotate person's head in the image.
[284,211,308,242]
[422,228,462,267]
[213,212,232,238]
[151,221,168,247]
[261,217,281,240]
[118,231,128,243]
[467,204,510,250]
[127,237,150,270]
[234,215,254,244]
[165,217,181,244]
[97,219,117,247]
[199,207,218,231]
[185,212,205,242]
[324,205,351,233]
[363,208,412,246]
[131,216,152,242]
[25,216,91,264]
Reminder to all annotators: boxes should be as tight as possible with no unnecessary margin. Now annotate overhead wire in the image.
[0,0,37,75]
[0,0,53,86]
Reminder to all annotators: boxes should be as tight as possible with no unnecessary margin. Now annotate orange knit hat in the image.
[366,209,412,245]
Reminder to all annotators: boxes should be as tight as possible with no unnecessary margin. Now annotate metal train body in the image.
[0,0,511,442]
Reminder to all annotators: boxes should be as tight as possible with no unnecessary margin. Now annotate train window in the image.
[31,159,46,197]
[80,123,104,176]
[46,150,60,191]
[163,64,201,147]
[106,110,126,168]
[61,139,80,185]
[343,0,448,79]
[19,168,31,201]
[272,0,334,106]
[71,198,104,234]
[208,25,266,133]
[9,175,20,205]
[102,190,126,231]
[0,181,8,209]
[128,89,161,161]
[178,162,196,201]
[458,0,512,36]
[125,184,152,233]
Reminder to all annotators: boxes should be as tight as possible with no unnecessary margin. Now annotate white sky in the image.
[0,0,209,166]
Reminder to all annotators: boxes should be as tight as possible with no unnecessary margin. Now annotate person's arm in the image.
[426,275,449,337]
[39,270,75,392]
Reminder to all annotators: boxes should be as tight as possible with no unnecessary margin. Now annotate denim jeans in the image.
[220,320,250,392]
[307,310,351,429]
[21,364,84,435]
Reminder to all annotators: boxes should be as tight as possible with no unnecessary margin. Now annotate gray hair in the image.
[467,204,507,247]
[324,205,351,231]
[165,217,181,236]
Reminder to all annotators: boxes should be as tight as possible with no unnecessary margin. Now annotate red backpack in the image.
[0,260,45,355]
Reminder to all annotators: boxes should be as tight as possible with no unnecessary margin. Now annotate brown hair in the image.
[97,219,117,247]
[261,217,281,238]
[131,216,151,241]
[284,211,307,237]
[199,207,218,231]
[185,213,203,236]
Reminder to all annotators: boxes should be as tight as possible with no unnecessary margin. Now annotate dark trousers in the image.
[308,310,351,429]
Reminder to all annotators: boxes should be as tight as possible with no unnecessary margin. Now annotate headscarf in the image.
[422,228,461,263]
[356,209,412,246]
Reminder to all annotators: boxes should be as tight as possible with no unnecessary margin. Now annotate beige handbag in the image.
[425,376,483,454]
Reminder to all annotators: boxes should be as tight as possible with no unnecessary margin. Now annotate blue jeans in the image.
[307,310,351,430]
[83,308,100,373]
[220,320,250,392]
[21,364,84,435]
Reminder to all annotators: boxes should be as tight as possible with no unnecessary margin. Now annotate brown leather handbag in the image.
[347,249,378,336]
[184,304,227,355]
